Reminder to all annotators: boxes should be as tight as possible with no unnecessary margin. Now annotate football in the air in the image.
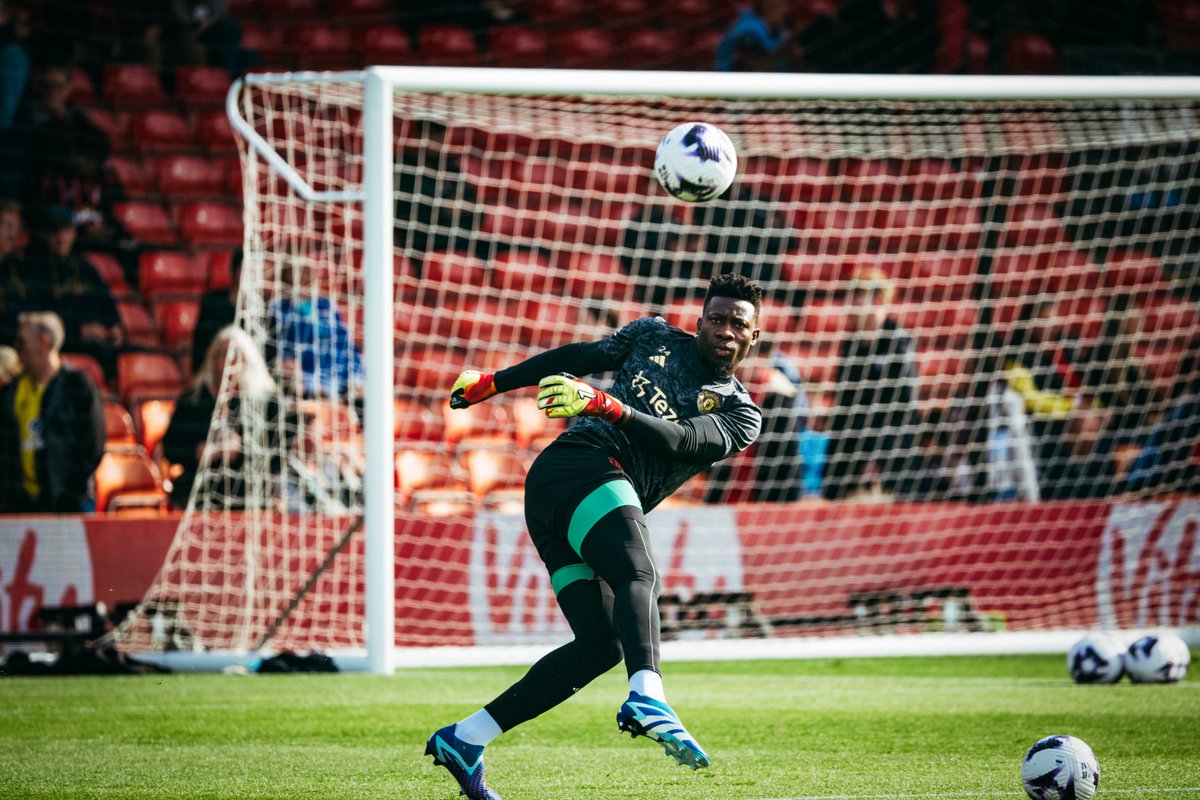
[1125,631,1191,683]
[1020,734,1100,800]
[1067,632,1125,684]
[654,122,737,202]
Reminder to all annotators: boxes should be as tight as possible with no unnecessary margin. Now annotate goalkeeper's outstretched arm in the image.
[450,341,616,408]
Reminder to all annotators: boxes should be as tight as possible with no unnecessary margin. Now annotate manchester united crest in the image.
[697,390,721,414]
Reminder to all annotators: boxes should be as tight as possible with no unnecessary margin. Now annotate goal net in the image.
[112,70,1200,669]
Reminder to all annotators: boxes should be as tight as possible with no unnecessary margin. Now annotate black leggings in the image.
[485,443,661,732]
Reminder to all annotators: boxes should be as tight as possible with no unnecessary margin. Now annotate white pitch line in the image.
[759,791,1200,799]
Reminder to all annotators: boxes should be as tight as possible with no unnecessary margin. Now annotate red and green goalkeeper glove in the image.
[536,374,628,424]
[449,370,498,409]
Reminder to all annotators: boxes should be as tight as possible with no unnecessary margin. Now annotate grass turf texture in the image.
[1,653,1197,800]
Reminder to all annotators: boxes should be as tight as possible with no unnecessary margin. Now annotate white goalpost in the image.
[112,68,1200,674]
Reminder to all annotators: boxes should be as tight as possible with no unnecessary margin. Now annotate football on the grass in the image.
[1067,631,1125,684]
[654,122,737,202]
[1020,734,1099,800]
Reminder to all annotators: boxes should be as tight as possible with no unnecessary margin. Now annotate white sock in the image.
[629,669,665,702]
[455,709,502,747]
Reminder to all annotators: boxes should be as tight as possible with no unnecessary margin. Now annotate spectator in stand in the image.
[191,247,240,371]
[16,64,125,255]
[822,268,920,500]
[800,0,936,74]
[168,0,250,77]
[752,340,806,501]
[267,255,363,401]
[0,198,38,347]
[716,0,798,72]
[1121,349,1200,497]
[18,205,125,379]
[1000,298,1109,500]
[162,324,283,510]
[0,310,105,513]
[0,1,30,129]
[0,343,19,386]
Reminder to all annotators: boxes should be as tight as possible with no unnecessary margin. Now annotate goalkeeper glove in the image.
[536,374,628,424]
[449,370,498,409]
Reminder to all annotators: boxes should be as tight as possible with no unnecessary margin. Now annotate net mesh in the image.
[113,77,1200,657]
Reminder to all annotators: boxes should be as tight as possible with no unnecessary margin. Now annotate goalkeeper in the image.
[426,273,764,800]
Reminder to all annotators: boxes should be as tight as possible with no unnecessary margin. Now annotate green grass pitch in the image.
[2,653,1197,799]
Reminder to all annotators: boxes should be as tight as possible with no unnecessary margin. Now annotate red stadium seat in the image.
[240,23,290,70]
[82,107,129,152]
[113,201,179,246]
[419,24,480,66]
[153,299,202,352]
[132,397,176,458]
[128,110,197,154]
[490,249,566,295]
[292,24,355,70]
[621,27,683,69]
[150,154,228,199]
[81,250,133,298]
[677,25,724,70]
[175,66,232,110]
[418,250,490,298]
[1005,30,1060,75]
[93,450,169,513]
[104,400,138,452]
[116,301,162,349]
[103,63,170,108]
[395,448,470,512]
[175,202,243,248]
[139,250,207,299]
[462,446,527,505]
[1102,248,1165,288]
[488,25,549,68]
[563,251,632,301]
[62,351,109,394]
[107,155,156,199]
[522,0,590,28]
[330,0,393,20]
[841,159,903,203]
[116,351,184,406]
[362,25,415,66]
[551,28,615,69]
[595,0,654,31]
[191,109,238,156]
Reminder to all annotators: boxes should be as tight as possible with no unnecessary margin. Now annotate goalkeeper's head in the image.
[696,272,763,379]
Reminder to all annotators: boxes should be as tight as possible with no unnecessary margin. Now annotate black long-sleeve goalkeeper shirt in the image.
[494,316,762,511]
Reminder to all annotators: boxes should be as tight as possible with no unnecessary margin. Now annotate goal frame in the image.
[223,68,1200,676]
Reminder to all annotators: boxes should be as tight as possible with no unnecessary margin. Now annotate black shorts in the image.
[524,440,638,593]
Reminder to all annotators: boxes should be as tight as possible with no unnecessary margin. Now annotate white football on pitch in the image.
[1125,631,1191,683]
[654,122,737,203]
[1067,632,1125,684]
[1020,734,1099,800]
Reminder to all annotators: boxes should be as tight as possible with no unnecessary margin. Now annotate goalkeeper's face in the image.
[696,297,760,379]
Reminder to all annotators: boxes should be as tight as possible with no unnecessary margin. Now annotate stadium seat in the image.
[461,446,526,508]
[104,400,138,452]
[82,250,134,298]
[1005,30,1060,75]
[116,351,184,406]
[899,158,980,202]
[487,25,549,68]
[563,251,632,301]
[132,397,176,459]
[362,25,415,66]
[150,154,228,199]
[239,23,291,70]
[107,155,156,199]
[102,63,170,108]
[512,397,565,450]
[81,107,130,153]
[153,299,202,353]
[677,25,724,70]
[394,397,444,442]
[93,450,169,513]
[62,351,109,394]
[330,0,393,20]
[418,24,480,66]
[69,65,98,105]
[395,448,471,512]
[175,66,233,110]
[191,109,238,156]
[551,28,615,69]
[292,24,355,70]
[490,249,566,295]
[595,0,654,32]
[798,300,853,338]
[175,202,243,248]
[522,0,590,28]
[113,201,179,246]
[916,349,972,400]
[139,250,207,299]
[116,301,162,349]
[621,27,683,69]
[841,159,903,203]
[128,109,197,154]
[1138,299,1200,347]
[1102,248,1165,288]
[418,250,490,297]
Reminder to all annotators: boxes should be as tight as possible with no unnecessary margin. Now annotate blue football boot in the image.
[616,691,711,770]
[425,724,501,800]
